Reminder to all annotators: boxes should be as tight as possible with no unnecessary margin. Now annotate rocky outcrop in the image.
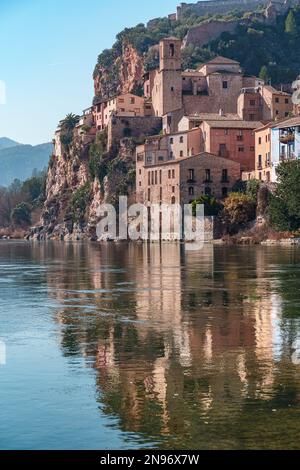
[29,132,137,241]
[94,43,145,101]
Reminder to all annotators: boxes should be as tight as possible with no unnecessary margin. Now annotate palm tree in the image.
[60,113,80,132]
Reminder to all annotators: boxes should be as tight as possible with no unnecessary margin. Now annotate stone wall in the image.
[184,19,240,48]
[107,116,162,149]
[177,0,268,19]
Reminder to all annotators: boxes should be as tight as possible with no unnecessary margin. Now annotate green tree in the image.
[11,202,31,226]
[285,10,297,35]
[192,196,223,217]
[269,160,300,231]
[259,65,269,83]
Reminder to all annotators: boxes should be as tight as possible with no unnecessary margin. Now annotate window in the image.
[168,170,171,179]
[237,135,243,141]
[258,155,262,168]
[159,170,162,185]
[222,169,228,182]
[222,81,228,89]
[170,137,174,144]
[219,144,227,157]
[205,169,211,182]
[151,172,154,185]
[172,169,175,179]
[155,171,157,185]
[119,98,124,103]
[171,196,176,205]
[276,110,279,115]
[130,97,135,104]
[148,188,151,201]
[238,147,244,152]
[188,169,195,181]
[160,187,162,201]
[148,172,151,185]
[249,114,255,121]
[275,97,279,103]
[258,137,262,145]
[180,136,184,143]
[285,112,289,117]
[172,186,175,193]
[171,86,174,92]
[139,169,142,175]
[250,100,256,106]
[285,98,289,104]
[189,187,194,196]
[158,156,164,161]
[205,187,212,196]
[169,43,175,57]
[180,151,184,157]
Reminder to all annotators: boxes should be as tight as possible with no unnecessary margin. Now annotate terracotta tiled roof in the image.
[271,116,300,129]
[206,56,240,65]
[205,120,263,129]
[185,113,240,121]
[145,152,240,168]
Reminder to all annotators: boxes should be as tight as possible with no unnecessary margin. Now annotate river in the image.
[0,241,299,450]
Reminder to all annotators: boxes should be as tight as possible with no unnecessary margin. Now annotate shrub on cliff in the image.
[269,160,300,231]
[221,193,256,234]
[70,183,91,223]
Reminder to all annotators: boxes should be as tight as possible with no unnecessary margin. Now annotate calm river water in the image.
[0,241,299,450]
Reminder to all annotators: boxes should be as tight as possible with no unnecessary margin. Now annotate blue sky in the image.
[0,0,180,144]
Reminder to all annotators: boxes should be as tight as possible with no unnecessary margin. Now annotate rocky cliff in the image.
[93,42,145,101]
[31,131,136,241]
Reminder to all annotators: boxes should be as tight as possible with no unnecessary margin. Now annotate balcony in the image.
[203,179,213,184]
[187,179,196,184]
[280,133,295,144]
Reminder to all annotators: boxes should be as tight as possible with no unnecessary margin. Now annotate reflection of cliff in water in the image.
[43,243,300,449]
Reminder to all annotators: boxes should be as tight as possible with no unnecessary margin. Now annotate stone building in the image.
[178,114,262,172]
[145,37,292,134]
[243,123,273,182]
[136,151,241,205]
[93,93,147,131]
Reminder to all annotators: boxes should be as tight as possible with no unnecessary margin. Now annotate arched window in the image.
[169,43,175,57]
[171,196,176,205]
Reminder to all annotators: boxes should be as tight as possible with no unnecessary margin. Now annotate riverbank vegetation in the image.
[0,170,46,238]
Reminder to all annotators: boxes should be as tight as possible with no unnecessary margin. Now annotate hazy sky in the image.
[0,0,180,144]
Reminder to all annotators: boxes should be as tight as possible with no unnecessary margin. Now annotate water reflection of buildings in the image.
[43,243,300,447]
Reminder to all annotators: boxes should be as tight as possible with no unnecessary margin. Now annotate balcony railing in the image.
[280,133,295,144]
[221,177,230,183]
[203,179,213,184]
[187,179,196,184]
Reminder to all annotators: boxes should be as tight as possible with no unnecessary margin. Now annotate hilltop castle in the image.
[176,0,300,19]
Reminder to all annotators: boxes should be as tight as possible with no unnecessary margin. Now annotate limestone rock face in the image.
[94,42,145,101]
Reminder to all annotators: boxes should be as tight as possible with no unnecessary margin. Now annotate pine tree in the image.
[285,10,297,35]
[259,65,269,83]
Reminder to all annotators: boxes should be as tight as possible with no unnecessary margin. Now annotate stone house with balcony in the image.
[270,116,300,179]
[244,117,300,183]
[136,151,241,206]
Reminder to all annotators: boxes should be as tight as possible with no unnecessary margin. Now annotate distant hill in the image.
[0,140,53,187]
[0,137,20,150]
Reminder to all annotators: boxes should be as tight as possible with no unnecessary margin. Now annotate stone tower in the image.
[158,37,183,115]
